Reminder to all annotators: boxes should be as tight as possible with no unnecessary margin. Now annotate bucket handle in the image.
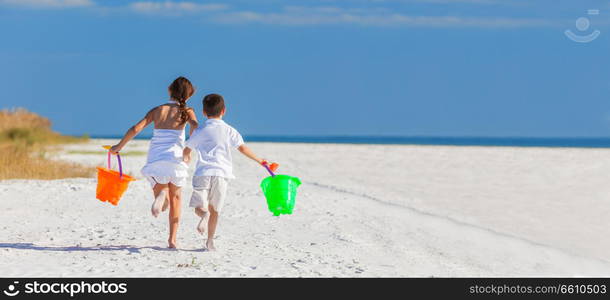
[107,151,123,178]
[261,161,275,177]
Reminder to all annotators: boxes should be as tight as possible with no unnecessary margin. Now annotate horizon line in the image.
[81,134,610,139]
[76,134,610,149]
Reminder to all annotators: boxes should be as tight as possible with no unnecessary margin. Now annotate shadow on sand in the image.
[0,243,205,254]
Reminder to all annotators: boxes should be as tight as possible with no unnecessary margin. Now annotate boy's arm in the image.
[110,108,154,154]
[183,127,203,164]
[238,144,265,165]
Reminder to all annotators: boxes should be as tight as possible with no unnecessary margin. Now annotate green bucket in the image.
[260,175,302,216]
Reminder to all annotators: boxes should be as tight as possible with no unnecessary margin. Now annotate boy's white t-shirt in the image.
[185,119,244,179]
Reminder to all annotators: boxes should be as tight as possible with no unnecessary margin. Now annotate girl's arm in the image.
[110,108,155,154]
[186,108,199,136]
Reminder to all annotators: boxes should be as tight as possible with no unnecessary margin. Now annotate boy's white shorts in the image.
[189,176,229,212]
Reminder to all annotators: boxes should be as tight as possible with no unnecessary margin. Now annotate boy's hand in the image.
[261,160,279,172]
[183,155,191,164]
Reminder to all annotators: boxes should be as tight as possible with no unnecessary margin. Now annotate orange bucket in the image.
[96,152,135,206]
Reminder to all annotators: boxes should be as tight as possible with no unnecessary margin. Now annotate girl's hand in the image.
[109,144,121,155]
[183,155,191,164]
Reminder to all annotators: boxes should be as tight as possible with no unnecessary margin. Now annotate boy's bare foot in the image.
[194,207,205,218]
[151,190,166,217]
[205,239,216,251]
[196,210,210,235]
[168,239,177,249]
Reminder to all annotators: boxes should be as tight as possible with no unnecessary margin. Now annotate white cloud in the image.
[283,6,391,14]
[212,6,551,28]
[0,0,94,8]
[0,1,552,29]
[130,1,228,15]
[410,0,504,3]
[368,0,516,4]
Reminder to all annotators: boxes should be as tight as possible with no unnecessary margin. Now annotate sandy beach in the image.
[1,139,610,277]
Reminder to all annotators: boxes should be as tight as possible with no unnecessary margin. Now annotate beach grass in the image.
[0,108,93,180]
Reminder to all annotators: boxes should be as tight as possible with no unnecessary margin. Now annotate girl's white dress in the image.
[140,126,189,187]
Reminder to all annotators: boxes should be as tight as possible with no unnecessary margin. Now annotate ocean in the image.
[88,135,610,148]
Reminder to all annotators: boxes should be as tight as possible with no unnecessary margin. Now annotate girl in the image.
[110,76,199,248]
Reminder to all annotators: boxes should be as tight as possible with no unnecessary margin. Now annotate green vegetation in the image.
[0,108,93,180]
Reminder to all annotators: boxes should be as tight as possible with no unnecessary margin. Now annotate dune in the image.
[1,139,610,277]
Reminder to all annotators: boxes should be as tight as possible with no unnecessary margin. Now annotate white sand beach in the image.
[2,139,610,277]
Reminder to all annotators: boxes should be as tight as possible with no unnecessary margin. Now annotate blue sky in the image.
[0,0,609,137]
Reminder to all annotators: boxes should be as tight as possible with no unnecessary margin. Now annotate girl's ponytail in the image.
[168,76,195,124]
[176,98,189,125]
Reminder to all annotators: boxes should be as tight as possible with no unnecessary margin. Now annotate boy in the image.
[183,93,266,251]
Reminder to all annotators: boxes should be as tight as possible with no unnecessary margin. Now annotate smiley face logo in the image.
[3,281,19,297]
[565,9,601,43]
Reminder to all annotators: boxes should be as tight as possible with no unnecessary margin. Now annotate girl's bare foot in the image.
[206,239,216,251]
[168,239,177,249]
[151,190,166,217]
